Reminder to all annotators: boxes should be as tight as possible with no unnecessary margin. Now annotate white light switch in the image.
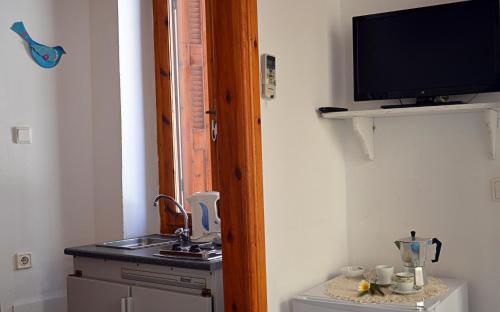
[14,127,32,144]
[491,179,500,201]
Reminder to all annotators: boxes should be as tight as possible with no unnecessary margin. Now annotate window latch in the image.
[211,119,218,142]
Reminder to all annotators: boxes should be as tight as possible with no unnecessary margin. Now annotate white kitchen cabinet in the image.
[67,257,223,312]
[68,276,213,312]
[131,286,212,312]
[67,276,130,312]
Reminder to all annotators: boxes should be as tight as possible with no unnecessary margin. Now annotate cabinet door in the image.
[293,301,351,312]
[67,276,130,312]
[131,286,212,312]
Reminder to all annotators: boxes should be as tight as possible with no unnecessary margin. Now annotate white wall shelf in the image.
[321,103,500,161]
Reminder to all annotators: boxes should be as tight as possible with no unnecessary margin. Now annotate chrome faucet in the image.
[153,194,190,246]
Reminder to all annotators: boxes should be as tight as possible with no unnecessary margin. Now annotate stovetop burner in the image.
[154,242,222,261]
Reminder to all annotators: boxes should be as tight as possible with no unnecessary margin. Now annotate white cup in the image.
[397,280,415,292]
[392,272,415,291]
[375,265,394,284]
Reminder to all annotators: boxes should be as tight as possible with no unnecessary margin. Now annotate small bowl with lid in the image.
[340,266,365,278]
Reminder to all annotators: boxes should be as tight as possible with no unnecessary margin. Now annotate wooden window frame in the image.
[153,0,268,311]
[153,0,182,234]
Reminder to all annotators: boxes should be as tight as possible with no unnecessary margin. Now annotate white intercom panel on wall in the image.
[261,54,276,100]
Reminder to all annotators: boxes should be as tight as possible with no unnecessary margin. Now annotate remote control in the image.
[318,107,349,113]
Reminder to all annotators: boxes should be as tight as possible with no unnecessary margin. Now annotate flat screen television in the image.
[353,0,500,106]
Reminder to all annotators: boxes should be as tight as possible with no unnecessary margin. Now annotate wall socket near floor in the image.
[15,253,32,270]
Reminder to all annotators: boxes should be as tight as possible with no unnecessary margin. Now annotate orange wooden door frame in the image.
[205,0,268,311]
[153,0,268,311]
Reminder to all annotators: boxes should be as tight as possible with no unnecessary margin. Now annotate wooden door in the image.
[153,0,268,311]
[206,1,269,311]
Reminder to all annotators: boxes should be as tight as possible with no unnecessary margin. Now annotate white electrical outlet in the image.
[15,253,32,270]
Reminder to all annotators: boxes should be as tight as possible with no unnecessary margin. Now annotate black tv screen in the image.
[353,0,500,102]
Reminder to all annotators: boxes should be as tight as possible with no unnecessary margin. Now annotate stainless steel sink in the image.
[96,234,178,250]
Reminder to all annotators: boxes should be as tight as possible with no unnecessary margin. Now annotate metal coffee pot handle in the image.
[431,238,442,263]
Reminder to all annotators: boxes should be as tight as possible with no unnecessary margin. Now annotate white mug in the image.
[375,265,394,284]
[392,272,415,291]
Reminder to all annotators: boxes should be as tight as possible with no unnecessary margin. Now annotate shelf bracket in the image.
[485,109,498,160]
[352,117,375,161]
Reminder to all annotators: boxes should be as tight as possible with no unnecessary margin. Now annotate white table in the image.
[292,278,468,312]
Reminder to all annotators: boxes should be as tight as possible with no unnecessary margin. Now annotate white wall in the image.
[118,0,160,238]
[0,0,95,311]
[90,0,159,242]
[0,1,159,310]
[90,0,124,242]
[344,113,500,311]
[340,1,500,311]
[258,1,349,311]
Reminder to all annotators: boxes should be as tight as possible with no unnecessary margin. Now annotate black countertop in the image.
[64,244,223,271]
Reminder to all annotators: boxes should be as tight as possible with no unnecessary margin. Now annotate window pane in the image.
[170,0,212,212]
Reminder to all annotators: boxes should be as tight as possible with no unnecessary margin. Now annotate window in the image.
[170,0,213,212]
[154,0,217,232]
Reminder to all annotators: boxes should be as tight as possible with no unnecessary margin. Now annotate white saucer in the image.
[389,285,422,295]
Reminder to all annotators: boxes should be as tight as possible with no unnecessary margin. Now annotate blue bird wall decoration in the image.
[11,21,66,69]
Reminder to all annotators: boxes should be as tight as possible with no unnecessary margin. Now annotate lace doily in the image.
[325,276,449,304]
